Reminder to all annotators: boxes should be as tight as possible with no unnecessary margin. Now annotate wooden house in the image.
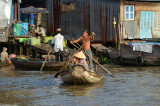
[120,0,160,40]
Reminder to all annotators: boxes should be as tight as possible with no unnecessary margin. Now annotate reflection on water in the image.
[0,65,160,105]
[59,81,104,96]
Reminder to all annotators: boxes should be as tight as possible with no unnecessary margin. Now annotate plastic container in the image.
[30,19,34,26]
[63,40,67,48]
[30,14,34,25]
[44,36,53,43]
[49,39,53,46]
[31,14,34,20]
[31,38,37,46]
[27,38,31,45]
[21,22,28,35]
[19,38,27,43]
[13,23,22,36]
[36,38,41,46]
[31,38,41,46]
[9,54,16,58]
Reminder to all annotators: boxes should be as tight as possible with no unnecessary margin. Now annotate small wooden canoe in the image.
[11,58,65,71]
[0,63,15,71]
[59,65,103,85]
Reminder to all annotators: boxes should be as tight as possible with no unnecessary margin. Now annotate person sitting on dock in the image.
[52,28,64,62]
[70,29,95,71]
[72,51,89,70]
[1,47,11,65]
[30,24,37,37]
[37,25,46,42]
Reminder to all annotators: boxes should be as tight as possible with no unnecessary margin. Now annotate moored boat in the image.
[59,65,103,85]
[11,57,65,71]
[119,42,160,66]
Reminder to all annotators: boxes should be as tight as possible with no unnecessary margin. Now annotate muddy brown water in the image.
[0,65,160,106]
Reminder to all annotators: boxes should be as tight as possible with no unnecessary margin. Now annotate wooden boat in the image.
[119,43,160,66]
[59,65,103,85]
[91,43,119,62]
[0,63,15,71]
[11,58,65,71]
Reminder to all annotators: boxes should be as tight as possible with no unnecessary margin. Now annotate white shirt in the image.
[37,27,46,37]
[1,51,8,62]
[52,33,64,52]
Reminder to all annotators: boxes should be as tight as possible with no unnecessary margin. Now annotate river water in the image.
[0,65,160,106]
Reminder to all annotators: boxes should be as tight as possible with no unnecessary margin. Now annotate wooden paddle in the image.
[40,49,52,71]
[71,42,114,78]
[54,46,84,78]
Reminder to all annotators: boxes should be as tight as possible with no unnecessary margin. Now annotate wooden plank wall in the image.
[121,0,160,39]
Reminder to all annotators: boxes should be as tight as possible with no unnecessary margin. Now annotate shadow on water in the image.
[59,81,104,97]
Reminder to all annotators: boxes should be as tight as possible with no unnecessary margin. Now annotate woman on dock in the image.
[30,24,37,37]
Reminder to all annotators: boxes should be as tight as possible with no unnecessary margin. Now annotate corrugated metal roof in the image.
[47,0,121,42]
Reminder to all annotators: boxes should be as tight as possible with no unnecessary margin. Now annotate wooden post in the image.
[113,17,117,47]
[17,0,20,21]
[96,57,98,73]
[8,44,11,54]
[118,23,121,51]
[122,23,125,42]
[14,45,17,54]
[14,0,17,21]
[35,50,38,59]
[20,46,23,56]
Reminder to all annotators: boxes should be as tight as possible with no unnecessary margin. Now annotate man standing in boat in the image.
[70,29,95,72]
[52,28,64,62]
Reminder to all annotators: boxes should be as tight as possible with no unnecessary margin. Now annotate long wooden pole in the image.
[40,49,52,71]
[71,43,114,77]
[83,51,114,77]
[54,36,93,78]
[54,41,86,78]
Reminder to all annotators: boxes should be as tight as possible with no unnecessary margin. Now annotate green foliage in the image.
[99,56,114,64]
[52,32,55,37]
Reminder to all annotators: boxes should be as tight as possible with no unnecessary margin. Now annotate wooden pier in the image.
[0,42,54,59]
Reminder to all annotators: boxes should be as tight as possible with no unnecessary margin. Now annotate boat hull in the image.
[119,44,160,66]
[11,58,65,71]
[59,65,103,85]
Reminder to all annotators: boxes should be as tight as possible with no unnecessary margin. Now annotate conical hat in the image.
[73,51,86,59]
[31,24,36,27]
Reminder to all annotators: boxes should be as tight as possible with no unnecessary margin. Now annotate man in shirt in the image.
[1,47,11,64]
[52,28,64,62]
[70,29,95,72]
[37,25,46,42]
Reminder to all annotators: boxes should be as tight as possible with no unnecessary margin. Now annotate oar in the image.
[54,47,84,78]
[54,34,94,78]
[40,49,52,71]
[54,40,87,78]
[71,43,114,78]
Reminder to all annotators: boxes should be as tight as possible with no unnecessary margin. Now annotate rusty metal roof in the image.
[47,0,121,42]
